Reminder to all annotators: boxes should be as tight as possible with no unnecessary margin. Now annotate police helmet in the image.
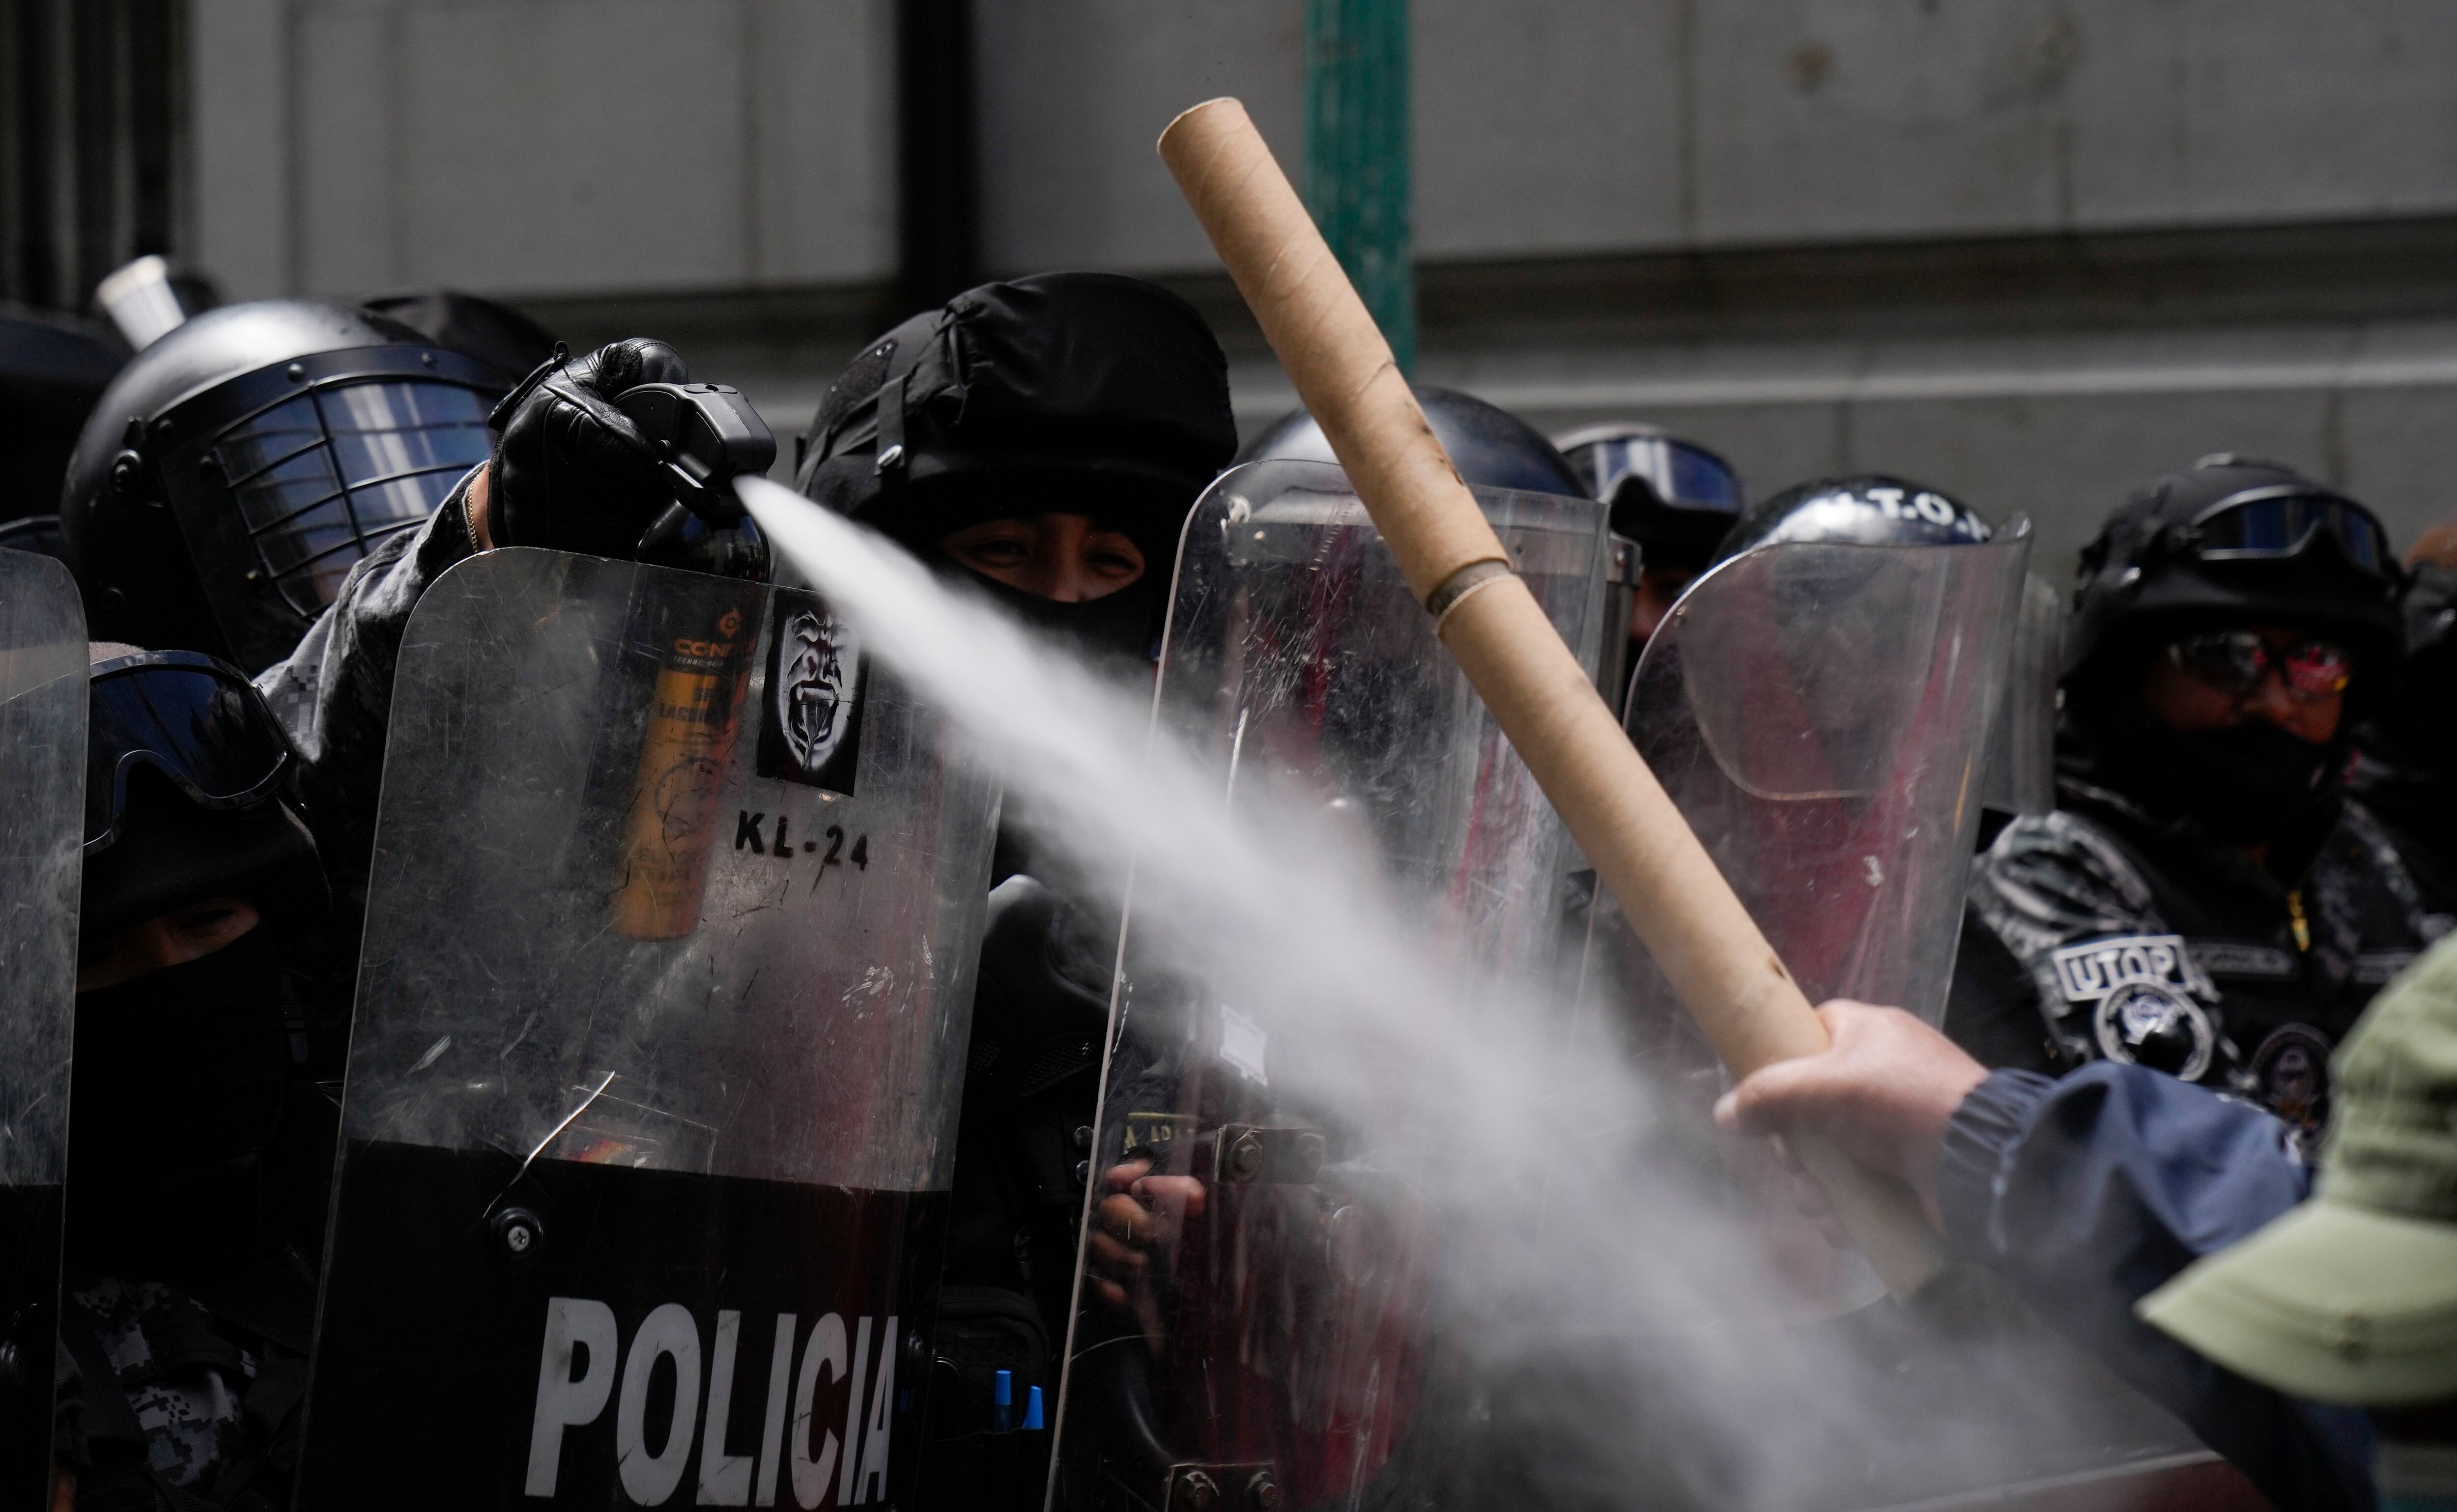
[1244,385,1585,498]
[1714,474,1994,564]
[798,272,1236,574]
[2063,455,2403,692]
[61,300,505,671]
[1553,422,1745,570]
[359,289,561,388]
[80,645,327,944]
[2,311,122,536]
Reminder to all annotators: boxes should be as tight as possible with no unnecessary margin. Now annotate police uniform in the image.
[1953,760,2447,1133]
[1947,456,2427,1136]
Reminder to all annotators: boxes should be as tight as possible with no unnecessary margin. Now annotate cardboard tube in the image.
[1159,97,1946,1294]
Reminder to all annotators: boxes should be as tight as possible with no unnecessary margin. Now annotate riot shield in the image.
[1979,571,2062,822]
[292,549,997,1510]
[0,551,82,1508]
[1047,461,1611,1512]
[1587,530,2030,1317]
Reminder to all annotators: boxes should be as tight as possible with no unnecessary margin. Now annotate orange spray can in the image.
[611,592,759,939]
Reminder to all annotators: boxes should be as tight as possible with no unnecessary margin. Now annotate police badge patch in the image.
[755,592,864,794]
[2249,1023,2333,1135]
[2092,981,2217,1082]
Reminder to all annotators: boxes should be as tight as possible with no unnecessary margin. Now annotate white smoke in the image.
[737,475,2200,1511]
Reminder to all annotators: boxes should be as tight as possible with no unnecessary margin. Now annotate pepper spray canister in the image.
[611,587,762,939]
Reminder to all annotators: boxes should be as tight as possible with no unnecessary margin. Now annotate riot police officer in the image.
[1556,421,1747,678]
[57,645,332,1509]
[1946,456,2436,1137]
[246,335,756,1075]
[796,270,1237,1507]
[59,300,510,673]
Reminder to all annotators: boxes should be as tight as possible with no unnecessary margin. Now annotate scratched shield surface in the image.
[1585,530,2030,1321]
[0,549,84,1512]
[1049,461,1611,1512]
[296,548,997,1510]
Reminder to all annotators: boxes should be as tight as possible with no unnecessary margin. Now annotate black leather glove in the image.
[486,338,689,559]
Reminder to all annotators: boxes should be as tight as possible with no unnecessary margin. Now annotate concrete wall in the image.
[192,0,896,302]
[204,2,2457,295]
[970,0,2457,272]
[184,0,2457,570]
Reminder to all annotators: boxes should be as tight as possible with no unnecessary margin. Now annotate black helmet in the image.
[60,300,505,671]
[2063,455,2403,691]
[2,310,123,532]
[359,289,561,387]
[1553,422,1745,569]
[1243,385,1585,498]
[1714,474,1994,564]
[798,271,1235,572]
[80,646,327,943]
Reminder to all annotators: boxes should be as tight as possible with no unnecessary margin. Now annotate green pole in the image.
[1305,0,1414,375]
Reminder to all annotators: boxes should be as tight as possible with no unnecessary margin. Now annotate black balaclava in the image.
[2065,629,2355,854]
[963,567,1171,672]
[66,924,309,1266]
[797,272,1234,674]
[2126,718,2341,848]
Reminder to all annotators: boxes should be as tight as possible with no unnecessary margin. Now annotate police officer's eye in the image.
[956,535,1031,566]
[1085,540,1144,579]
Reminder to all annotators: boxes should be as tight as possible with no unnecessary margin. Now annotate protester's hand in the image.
[479,338,689,558]
[1713,999,1988,1228]
[1086,1159,1207,1310]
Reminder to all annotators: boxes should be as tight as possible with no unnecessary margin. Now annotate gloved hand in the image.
[484,338,689,559]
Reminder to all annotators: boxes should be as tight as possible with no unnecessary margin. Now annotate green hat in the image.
[2138,934,2457,1405]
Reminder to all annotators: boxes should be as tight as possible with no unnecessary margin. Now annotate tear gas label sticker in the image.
[1218,1004,1268,1085]
[757,592,864,796]
[2052,933,2201,1004]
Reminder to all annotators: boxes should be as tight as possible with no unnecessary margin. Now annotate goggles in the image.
[2180,486,2394,578]
[1567,432,1744,515]
[85,652,294,852]
[2164,630,2355,703]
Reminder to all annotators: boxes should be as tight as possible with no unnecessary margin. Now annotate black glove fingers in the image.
[569,338,689,399]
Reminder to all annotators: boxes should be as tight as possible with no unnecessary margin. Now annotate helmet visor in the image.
[215,378,493,616]
[1576,433,1745,513]
[2190,488,2393,577]
[85,652,293,851]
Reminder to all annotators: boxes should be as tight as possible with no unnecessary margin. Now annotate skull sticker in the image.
[756,595,864,794]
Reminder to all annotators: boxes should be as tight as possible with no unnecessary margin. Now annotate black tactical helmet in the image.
[60,300,504,671]
[2,311,123,535]
[1244,385,1585,498]
[1714,474,1994,563]
[797,272,1236,573]
[359,289,561,387]
[2063,455,2403,691]
[1553,421,1745,569]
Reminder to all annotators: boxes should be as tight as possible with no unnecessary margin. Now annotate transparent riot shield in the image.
[292,549,997,1510]
[1048,461,1610,1512]
[1586,529,2030,1318]
[0,550,83,1508]
[1979,571,2063,822]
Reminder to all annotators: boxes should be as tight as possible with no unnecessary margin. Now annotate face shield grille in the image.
[214,378,493,615]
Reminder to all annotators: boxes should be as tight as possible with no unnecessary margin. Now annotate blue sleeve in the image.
[1936,1064,2375,1512]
